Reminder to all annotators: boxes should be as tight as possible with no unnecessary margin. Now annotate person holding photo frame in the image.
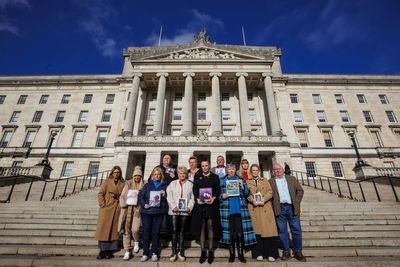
[166,166,194,262]
[118,166,144,260]
[220,162,256,263]
[247,164,279,262]
[139,167,168,262]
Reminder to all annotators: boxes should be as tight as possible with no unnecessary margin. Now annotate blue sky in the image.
[0,0,399,75]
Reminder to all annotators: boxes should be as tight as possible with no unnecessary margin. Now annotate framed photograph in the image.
[254,192,263,204]
[226,180,240,196]
[126,189,139,206]
[199,188,213,203]
[149,191,161,207]
[178,198,187,211]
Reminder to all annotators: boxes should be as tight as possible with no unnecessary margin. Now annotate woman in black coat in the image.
[190,159,221,264]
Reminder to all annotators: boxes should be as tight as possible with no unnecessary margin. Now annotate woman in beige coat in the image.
[95,166,125,260]
[247,164,279,262]
[118,166,144,260]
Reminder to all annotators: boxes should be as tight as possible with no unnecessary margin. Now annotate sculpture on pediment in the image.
[193,28,211,45]
[165,48,237,60]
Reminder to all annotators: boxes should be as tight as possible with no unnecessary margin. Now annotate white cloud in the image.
[0,18,18,34]
[0,0,30,35]
[0,0,30,9]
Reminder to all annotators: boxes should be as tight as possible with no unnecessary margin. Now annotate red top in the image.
[243,170,249,181]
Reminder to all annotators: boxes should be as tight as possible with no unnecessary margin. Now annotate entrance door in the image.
[126,151,146,180]
[258,152,274,179]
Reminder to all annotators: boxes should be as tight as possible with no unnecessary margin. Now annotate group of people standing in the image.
[95,154,307,263]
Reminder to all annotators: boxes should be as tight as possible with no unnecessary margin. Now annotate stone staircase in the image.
[0,184,400,266]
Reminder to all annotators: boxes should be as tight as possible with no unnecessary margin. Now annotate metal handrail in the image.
[0,170,109,203]
[291,170,400,202]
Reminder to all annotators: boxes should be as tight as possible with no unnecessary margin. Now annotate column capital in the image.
[183,72,195,77]
[235,72,248,78]
[156,72,169,78]
[131,72,143,78]
[209,72,222,77]
[261,72,273,79]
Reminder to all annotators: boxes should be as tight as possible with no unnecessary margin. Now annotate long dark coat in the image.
[95,177,125,241]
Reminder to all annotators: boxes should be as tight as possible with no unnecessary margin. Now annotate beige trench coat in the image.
[95,177,125,241]
[247,178,278,238]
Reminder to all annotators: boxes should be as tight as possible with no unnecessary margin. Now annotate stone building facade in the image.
[1,32,399,179]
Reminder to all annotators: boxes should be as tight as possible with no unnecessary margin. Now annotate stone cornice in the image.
[284,74,400,85]
[0,74,121,86]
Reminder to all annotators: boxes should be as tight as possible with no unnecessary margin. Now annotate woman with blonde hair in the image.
[238,159,250,181]
[95,166,125,260]
[166,166,195,261]
[139,166,168,262]
[247,163,279,262]
[118,166,144,260]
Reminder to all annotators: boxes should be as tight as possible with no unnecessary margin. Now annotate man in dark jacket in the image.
[269,163,306,262]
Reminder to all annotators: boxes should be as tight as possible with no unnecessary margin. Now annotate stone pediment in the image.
[125,44,279,62]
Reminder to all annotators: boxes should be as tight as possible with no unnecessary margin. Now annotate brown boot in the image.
[281,251,291,261]
[294,251,307,262]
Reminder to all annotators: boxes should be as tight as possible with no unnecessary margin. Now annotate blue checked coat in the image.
[219,175,257,246]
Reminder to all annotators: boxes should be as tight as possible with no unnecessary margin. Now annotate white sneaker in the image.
[151,253,158,261]
[178,252,186,261]
[123,251,131,260]
[140,255,149,262]
[268,256,276,262]
[256,256,263,261]
[133,242,140,253]
[169,254,177,262]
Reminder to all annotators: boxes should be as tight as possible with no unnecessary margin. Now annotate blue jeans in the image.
[276,204,303,253]
[141,213,164,256]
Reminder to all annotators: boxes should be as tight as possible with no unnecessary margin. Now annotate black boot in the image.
[96,250,105,260]
[105,251,114,259]
[228,235,235,262]
[207,250,214,264]
[178,233,186,261]
[199,250,207,264]
[236,235,246,263]
[170,234,178,261]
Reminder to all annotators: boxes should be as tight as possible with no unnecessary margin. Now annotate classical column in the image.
[123,73,142,136]
[262,73,281,136]
[181,72,195,136]
[236,72,252,136]
[153,73,168,136]
[210,72,222,136]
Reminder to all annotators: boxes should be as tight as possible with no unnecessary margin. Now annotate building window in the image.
[83,94,93,104]
[146,128,153,136]
[39,94,49,104]
[172,108,182,121]
[32,111,43,123]
[394,130,400,140]
[71,131,84,147]
[55,111,65,122]
[222,93,230,101]
[383,161,395,168]
[305,162,316,178]
[335,94,344,104]
[222,108,231,121]
[357,94,366,103]
[171,128,181,136]
[148,108,155,122]
[386,111,398,123]
[363,111,374,123]
[223,128,233,136]
[312,94,322,104]
[322,130,334,147]
[151,92,157,101]
[61,94,71,104]
[10,111,21,123]
[12,161,23,167]
[317,110,327,122]
[78,111,88,123]
[23,130,37,148]
[247,93,253,101]
[106,94,115,104]
[61,162,73,177]
[249,108,256,122]
[96,131,108,147]
[197,108,207,121]
[101,110,111,122]
[198,92,206,101]
[17,95,28,104]
[293,110,303,123]
[331,162,343,178]
[0,95,6,104]
[340,110,350,122]
[290,94,298,103]
[370,130,383,147]
[0,131,13,147]
[379,94,389,104]
[47,130,60,147]
[297,130,308,147]
[88,161,100,177]
[174,92,183,101]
